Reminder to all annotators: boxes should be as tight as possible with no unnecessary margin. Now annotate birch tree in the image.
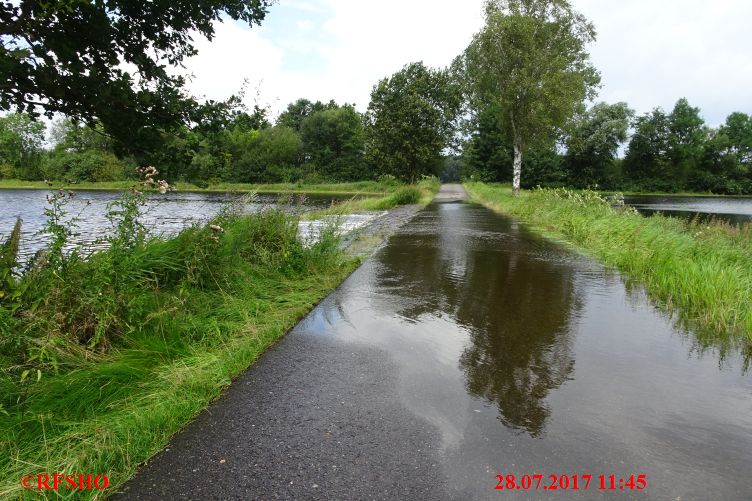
[463,0,600,196]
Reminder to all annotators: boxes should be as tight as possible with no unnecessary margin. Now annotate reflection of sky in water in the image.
[0,189,349,264]
[293,200,752,499]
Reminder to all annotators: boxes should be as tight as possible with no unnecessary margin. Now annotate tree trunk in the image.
[512,135,522,197]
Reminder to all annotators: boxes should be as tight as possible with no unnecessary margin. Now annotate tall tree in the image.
[565,102,633,187]
[667,98,707,184]
[695,112,752,193]
[624,99,709,191]
[463,0,600,196]
[463,102,514,182]
[623,109,670,184]
[0,113,45,179]
[1,0,273,155]
[719,112,752,166]
[299,106,365,180]
[276,99,338,132]
[364,62,462,182]
[50,118,114,153]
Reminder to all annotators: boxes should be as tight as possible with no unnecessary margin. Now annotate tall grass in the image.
[465,182,752,339]
[305,177,440,219]
[0,193,357,499]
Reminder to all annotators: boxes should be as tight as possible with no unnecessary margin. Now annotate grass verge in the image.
[304,177,441,219]
[0,197,360,499]
[464,182,752,339]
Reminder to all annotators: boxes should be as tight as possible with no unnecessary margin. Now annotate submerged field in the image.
[0,180,435,498]
[465,182,752,340]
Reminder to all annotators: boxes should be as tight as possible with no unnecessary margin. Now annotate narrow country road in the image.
[116,185,752,500]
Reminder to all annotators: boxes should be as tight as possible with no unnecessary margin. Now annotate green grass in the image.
[465,182,752,340]
[0,203,361,499]
[304,177,440,219]
[0,178,400,196]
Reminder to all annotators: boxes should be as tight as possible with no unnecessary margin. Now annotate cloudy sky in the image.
[182,0,752,127]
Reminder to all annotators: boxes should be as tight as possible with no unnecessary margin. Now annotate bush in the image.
[0,163,13,179]
[43,150,126,181]
[390,186,421,205]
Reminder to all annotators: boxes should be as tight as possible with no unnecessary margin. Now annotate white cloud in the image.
[577,0,752,125]
[182,0,751,126]
[182,21,284,104]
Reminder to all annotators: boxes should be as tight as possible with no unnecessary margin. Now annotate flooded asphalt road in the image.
[116,185,752,500]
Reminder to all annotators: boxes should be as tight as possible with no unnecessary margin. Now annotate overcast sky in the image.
[182,0,752,127]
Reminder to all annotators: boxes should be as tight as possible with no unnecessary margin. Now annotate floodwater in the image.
[0,189,352,264]
[623,194,752,225]
[300,192,752,499]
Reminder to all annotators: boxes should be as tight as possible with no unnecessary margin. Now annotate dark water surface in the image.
[299,200,752,499]
[0,189,347,263]
[623,194,752,225]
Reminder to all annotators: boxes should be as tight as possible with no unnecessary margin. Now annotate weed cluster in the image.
[0,190,353,498]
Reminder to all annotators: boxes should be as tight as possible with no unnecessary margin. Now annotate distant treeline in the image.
[464,98,752,194]
[0,100,371,185]
[1,82,751,194]
[0,62,460,186]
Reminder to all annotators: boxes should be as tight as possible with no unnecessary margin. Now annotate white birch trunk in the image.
[512,135,522,197]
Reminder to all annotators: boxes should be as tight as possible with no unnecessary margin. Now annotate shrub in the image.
[43,150,126,181]
[390,186,421,205]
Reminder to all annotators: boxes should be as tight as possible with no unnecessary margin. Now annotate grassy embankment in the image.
[0,179,399,196]
[0,180,434,499]
[305,177,440,219]
[465,182,752,340]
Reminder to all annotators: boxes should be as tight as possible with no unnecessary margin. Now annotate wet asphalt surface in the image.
[114,193,456,501]
[114,334,451,500]
[115,185,752,500]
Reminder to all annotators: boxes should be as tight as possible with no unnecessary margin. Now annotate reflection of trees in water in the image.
[457,245,579,438]
[376,204,581,437]
[620,277,752,374]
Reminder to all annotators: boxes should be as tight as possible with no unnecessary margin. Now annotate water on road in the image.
[118,186,752,500]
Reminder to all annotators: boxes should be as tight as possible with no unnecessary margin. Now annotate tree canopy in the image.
[564,102,633,187]
[300,106,365,181]
[0,113,45,179]
[463,0,600,195]
[276,99,338,132]
[364,62,462,182]
[0,0,273,155]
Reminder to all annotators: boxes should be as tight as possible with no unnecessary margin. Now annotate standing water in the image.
[118,186,752,500]
[623,194,752,225]
[0,189,357,264]
[298,191,752,499]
